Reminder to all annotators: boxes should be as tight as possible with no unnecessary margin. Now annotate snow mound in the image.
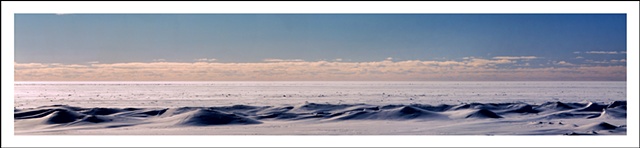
[174,109,262,126]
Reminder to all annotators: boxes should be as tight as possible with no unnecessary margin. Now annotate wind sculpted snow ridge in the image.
[14,101,627,135]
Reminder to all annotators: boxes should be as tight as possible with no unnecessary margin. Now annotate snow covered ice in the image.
[14,81,626,135]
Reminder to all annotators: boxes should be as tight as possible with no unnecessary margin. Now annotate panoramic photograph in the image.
[12,13,628,136]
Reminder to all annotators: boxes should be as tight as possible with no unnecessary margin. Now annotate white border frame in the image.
[2,1,638,147]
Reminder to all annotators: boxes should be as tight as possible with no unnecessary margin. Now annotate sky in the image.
[14,14,627,81]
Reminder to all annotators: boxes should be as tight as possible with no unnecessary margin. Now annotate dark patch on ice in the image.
[503,104,540,114]
[44,109,85,124]
[79,115,113,123]
[581,122,620,130]
[409,104,452,112]
[607,101,626,109]
[544,112,601,119]
[465,109,502,119]
[176,109,261,126]
[81,108,123,115]
[536,101,580,110]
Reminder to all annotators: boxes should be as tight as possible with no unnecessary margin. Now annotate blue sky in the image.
[14,14,627,81]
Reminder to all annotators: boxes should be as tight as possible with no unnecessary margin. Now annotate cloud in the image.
[585,59,626,64]
[575,56,584,59]
[586,60,616,64]
[87,61,100,64]
[334,58,343,62]
[263,58,305,62]
[195,58,217,62]
[554,61,575,66]
[14,63,49,70]
[152,59,166,62]
[465,58,513,67]
[385,57,393,61]
[573,51,581,54]
[14,59,626,81]
[610,59,626,63]
[492,56,538,60]
[585,51,624,54]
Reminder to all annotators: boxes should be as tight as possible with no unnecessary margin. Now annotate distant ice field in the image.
[14,81,626,109]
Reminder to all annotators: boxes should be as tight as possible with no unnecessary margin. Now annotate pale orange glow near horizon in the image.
[14,58,626,81]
